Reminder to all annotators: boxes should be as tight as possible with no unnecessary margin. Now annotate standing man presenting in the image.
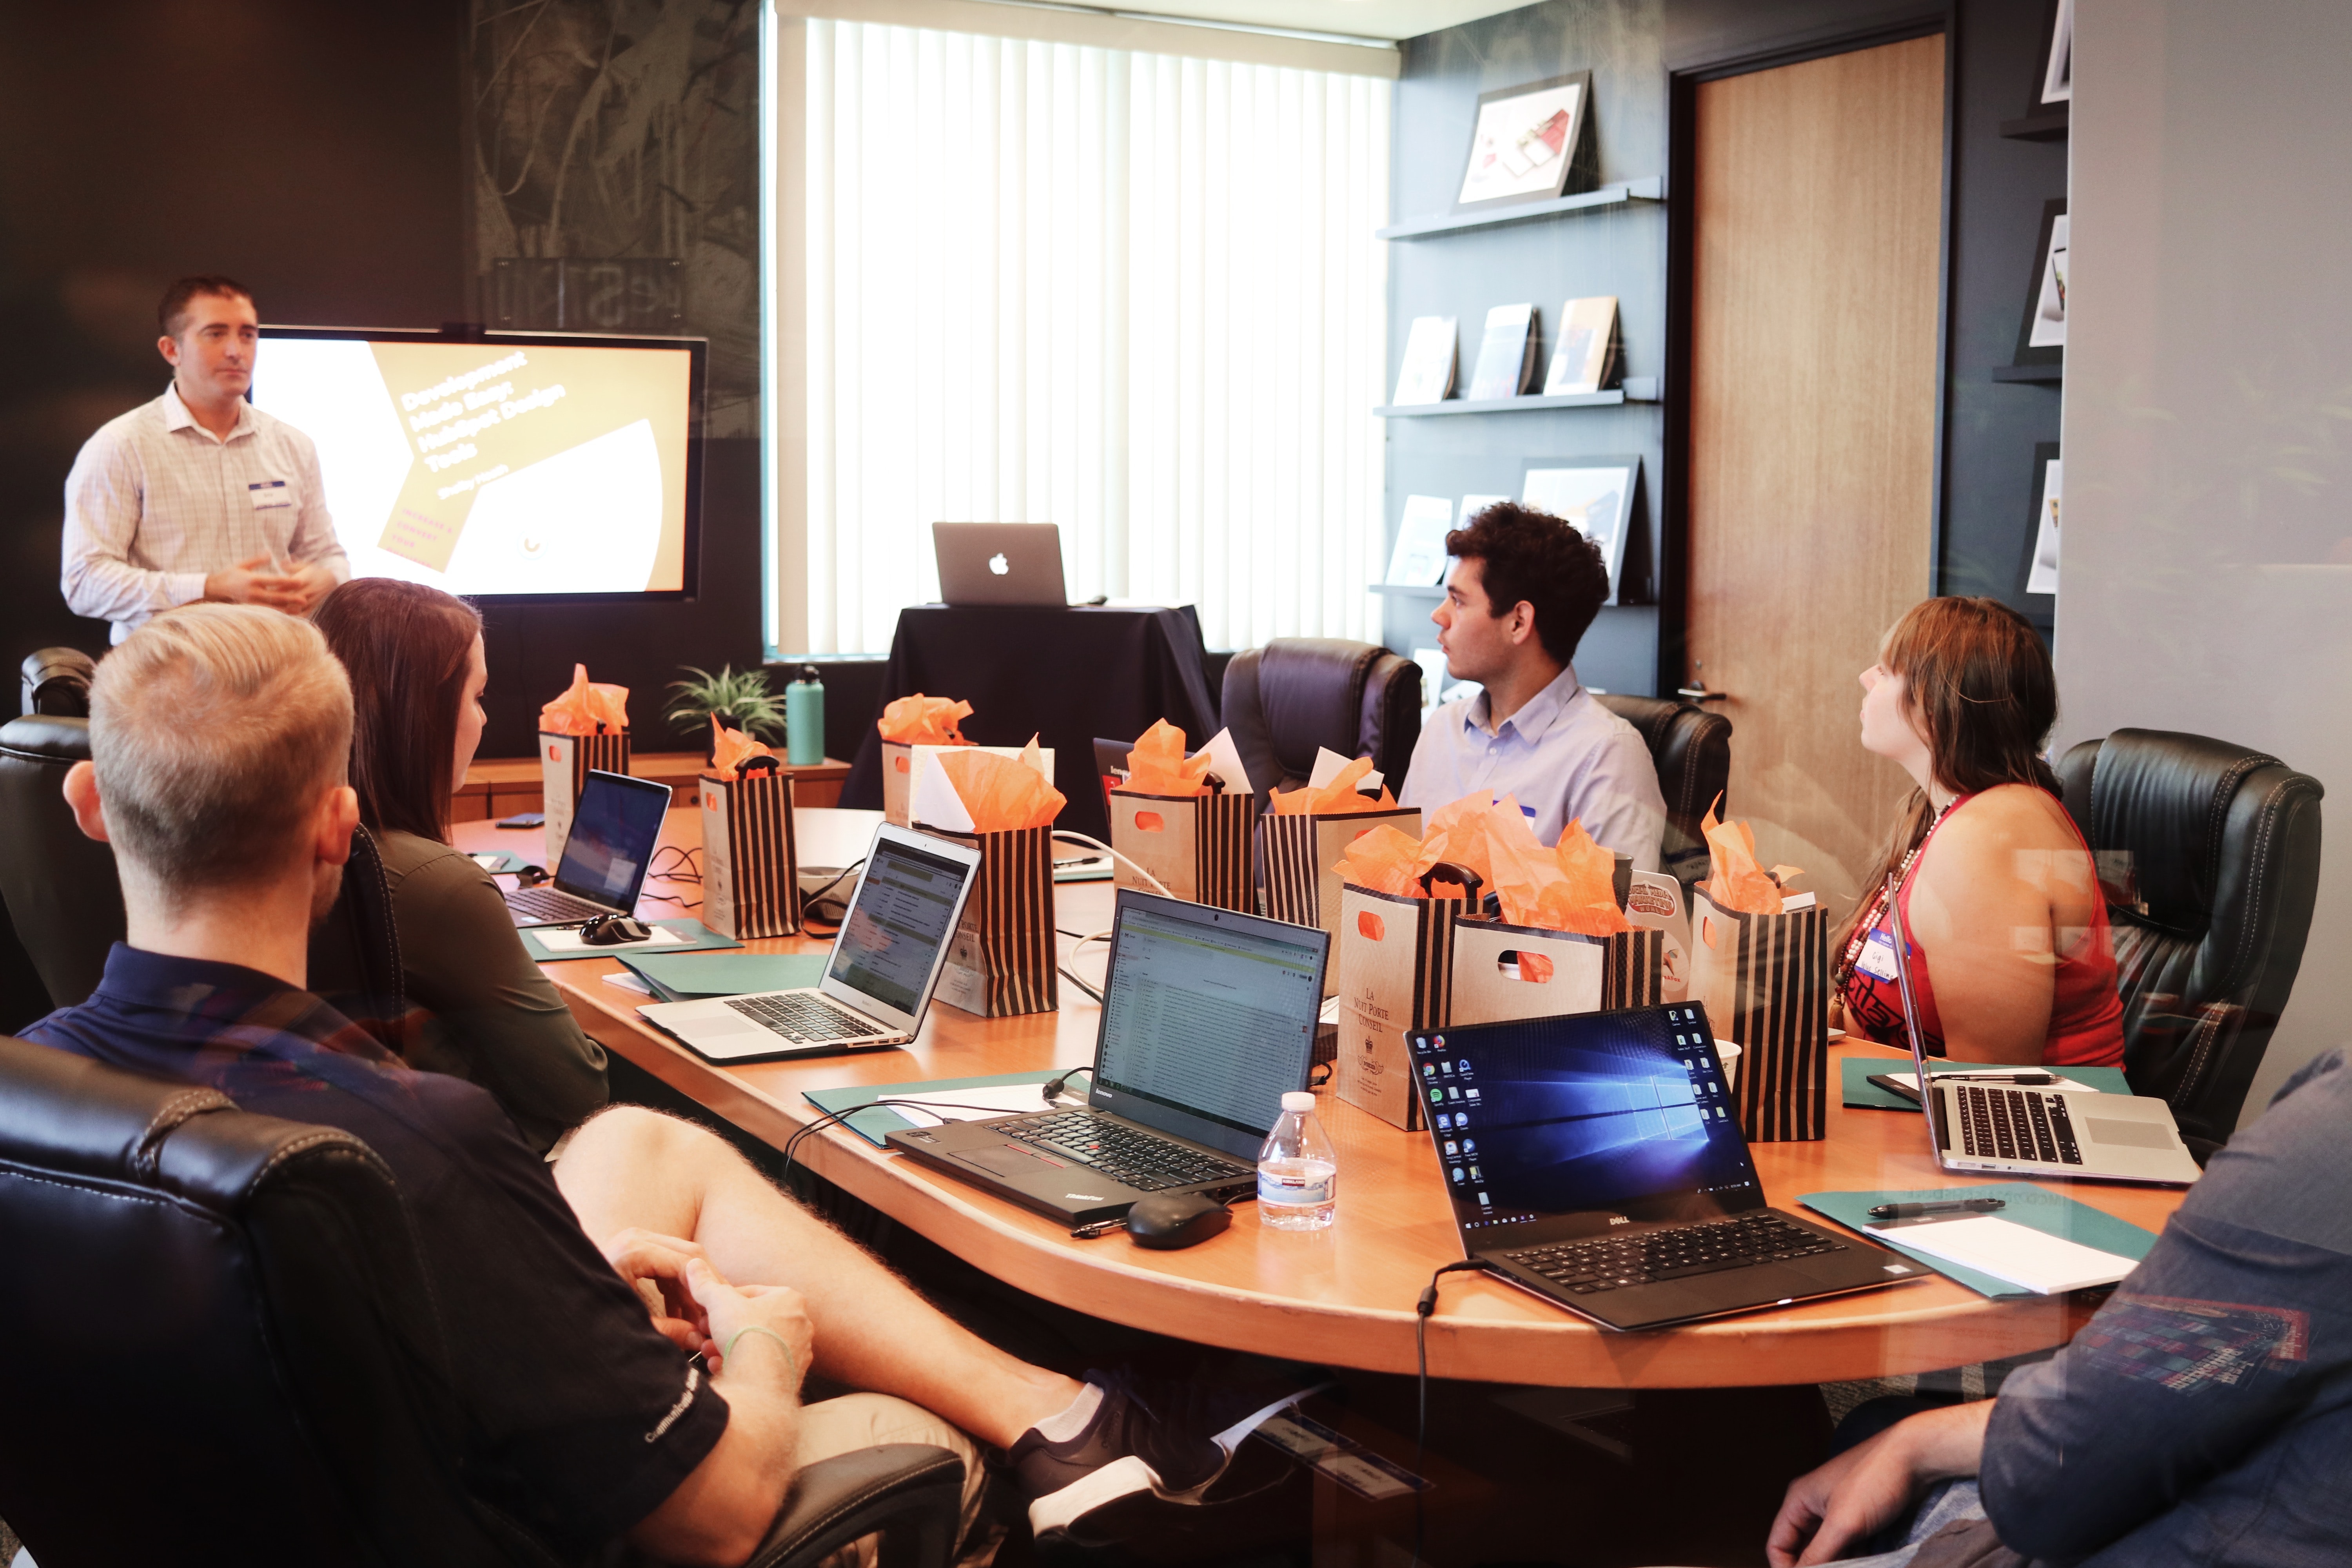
[61,275,348,642]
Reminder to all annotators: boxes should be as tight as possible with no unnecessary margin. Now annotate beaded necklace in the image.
[1832,795,1963,992]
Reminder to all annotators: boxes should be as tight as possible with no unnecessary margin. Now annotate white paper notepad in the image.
[533,924,689,953]
[1864,1215,2136,1295]
[1888,1069,2101,1094]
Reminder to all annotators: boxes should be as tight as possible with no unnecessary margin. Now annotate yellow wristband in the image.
[723,1324,798,1381]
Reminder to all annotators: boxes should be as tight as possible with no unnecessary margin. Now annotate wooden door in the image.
[1685,34,1945,914]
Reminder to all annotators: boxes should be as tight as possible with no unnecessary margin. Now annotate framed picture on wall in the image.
[2018,442,2062,609]
[2038,0,2073,105]
[2011,199,2067,367]
[1452,72,1596,215]
[1520,456,1642,605]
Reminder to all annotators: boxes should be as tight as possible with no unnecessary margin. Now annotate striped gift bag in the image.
[929,824,1059,1018]
[1109,787,1257,913]
[1259,808,1423,985]
[699,765,800,939]
[1688,889,1829,1141]
[1332,884,1466,1130]
[540,728,630,867]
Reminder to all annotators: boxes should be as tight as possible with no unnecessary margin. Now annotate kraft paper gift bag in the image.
[699,751,801,940]
[538,663,631,866]
[931,825,1060,1018]
[1332,884,1467,1131]
[1688,888,1829,1141]
[1110,787,1258,912]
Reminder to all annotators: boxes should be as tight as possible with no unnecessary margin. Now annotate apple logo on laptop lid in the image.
[989,552,1010,575]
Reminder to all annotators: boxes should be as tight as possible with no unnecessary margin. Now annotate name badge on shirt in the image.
[1857,927,1902,982]
[249,479,292,510]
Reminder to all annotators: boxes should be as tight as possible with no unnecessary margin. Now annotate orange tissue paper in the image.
[541,664,630,735]
[938,742,1065,831]
[1334,825,1429,898]
[706,716,779,782]
[1522,820,1633,937]
[1389,793,1631,935]
[1700,802,1804,916]
[877,694,973,746]
[1123,719,1216,797]
[1269,756,1399,816]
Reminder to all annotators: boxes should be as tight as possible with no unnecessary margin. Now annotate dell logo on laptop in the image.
[1608,1215,1632,1226]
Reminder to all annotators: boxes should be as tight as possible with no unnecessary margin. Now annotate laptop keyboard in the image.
[507,886,616,924]
[722,992,892,1044]
[997,1111,1253,1194]
[1955,1084,2084,1165]
[1504,1212,1845,1296]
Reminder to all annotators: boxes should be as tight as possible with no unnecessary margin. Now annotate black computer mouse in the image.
[581,915,654,946]
[1124,1191,1232,1250]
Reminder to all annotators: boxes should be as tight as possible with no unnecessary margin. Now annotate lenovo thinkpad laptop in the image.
[934,523,1069,606]
[639,824,980,1063]
[887,890,1329,1225]
[1886,876,2201,1185]
[1410,1006,1918,1331]
[505,769,671,928]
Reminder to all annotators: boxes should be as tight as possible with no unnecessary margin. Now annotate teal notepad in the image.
[621,952,828,1002]
[1842,1056,2132,1111]
[520,917,744,964]
[805,1072,1064,1148]
[1799,1181,2161,1299]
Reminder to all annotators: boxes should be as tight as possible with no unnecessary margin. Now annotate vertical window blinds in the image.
[797,17,1390,655]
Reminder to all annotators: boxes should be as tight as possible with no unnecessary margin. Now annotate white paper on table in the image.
[1886,1069,2102,1094]
[1196,727,1256,797]
[1308,746,1382,794]
[882,1083,1058,1127]
[601,970,657,996]
[1863,1214,2136,1295]
[534,924,689,953]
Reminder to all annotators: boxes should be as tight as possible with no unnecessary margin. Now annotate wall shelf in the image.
[1999,109,2069,141]
[1376,377,1659,417]
[1375,178,1664,241]
[1992,363,2063,384]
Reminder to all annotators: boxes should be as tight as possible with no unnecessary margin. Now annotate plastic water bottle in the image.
[785,664,826,766]
[1258,1091,1338,1230]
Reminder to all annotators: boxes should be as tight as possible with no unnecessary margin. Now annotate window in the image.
[775,15,1390,655]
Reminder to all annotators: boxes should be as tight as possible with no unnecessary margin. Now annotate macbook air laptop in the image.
[1410,1006,1918,1331]
[934,523,1069,606]
[639,824,982,1063]
[887,889,1330,1225]
[1886,875,2201,1185]
[505,770,671,927]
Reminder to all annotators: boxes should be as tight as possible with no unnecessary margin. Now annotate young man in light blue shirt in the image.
[1399,502,1666,871]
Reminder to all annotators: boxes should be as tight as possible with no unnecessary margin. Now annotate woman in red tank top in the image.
[1832,598,2125,1068]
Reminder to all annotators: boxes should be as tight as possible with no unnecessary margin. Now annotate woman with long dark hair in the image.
[1833,596,2124,1067]
[315,577,607,1148]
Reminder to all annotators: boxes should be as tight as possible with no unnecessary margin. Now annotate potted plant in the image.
[665,665,789,759]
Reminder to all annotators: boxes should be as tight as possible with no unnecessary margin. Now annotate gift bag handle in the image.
[738,755,783,776]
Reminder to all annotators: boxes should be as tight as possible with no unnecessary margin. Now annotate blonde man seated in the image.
[24,605,1231,1565]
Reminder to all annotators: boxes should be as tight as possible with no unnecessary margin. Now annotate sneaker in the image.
[1012,1371,1310,1544]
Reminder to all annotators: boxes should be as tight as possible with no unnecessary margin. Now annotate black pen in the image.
[1870,1198,2007,1220]
[1931,1071,2059,1086]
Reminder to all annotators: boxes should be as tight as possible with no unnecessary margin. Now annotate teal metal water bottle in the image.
[785,664,826,766]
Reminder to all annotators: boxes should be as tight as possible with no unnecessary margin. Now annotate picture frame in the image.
[1452,71,1597,216]
[2037,0,2073,106]
[1519,456,1644,605]
[2018,442,2062,610]
[2011,198,2067,367]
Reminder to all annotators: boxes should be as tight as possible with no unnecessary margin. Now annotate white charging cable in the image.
[1050,830,1174,899]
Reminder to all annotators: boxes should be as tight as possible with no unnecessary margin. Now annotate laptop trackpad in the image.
[2086,1117,2177,1149]
[953,1144,1060,1179]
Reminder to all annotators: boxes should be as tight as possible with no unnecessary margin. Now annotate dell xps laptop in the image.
[1886,876,2201,1185]
[887,889,1330,1225]
[933,523,1069,606]
[639,824,981,1063]
[1411,1005,1918,1331]
[505,769,671,928]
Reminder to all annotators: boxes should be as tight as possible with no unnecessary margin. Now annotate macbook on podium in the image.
[934,523,1069,606]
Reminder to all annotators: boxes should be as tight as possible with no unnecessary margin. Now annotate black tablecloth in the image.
[841,605,1221,843]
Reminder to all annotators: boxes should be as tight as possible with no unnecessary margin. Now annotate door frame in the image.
[1657,11,1959,701]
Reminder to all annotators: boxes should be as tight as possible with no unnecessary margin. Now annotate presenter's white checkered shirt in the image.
[60,382,351,642]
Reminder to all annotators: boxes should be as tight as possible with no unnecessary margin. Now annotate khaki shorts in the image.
[795,1393,999,1568]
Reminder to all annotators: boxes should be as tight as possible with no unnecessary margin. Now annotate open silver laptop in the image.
[639,825,980,1063]
[933,523,1068,606]
[1887,874,2201,1185]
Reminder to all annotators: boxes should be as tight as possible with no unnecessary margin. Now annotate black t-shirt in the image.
[25,944,728,1557]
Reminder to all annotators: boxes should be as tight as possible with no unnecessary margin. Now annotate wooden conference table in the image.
[453,807,2187,1392]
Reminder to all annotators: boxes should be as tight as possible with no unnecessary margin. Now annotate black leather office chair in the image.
[1221,639,1423,809]
[1593,694,1733,894]
[0,1034,969,1568]
[20,646,94,718]
[2057,728,2324,1156]
[0,713,406,1038]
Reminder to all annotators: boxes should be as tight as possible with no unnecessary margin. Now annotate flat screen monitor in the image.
[249,327,705,601]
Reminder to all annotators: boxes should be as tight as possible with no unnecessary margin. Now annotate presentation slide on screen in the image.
[252,338,691,595]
